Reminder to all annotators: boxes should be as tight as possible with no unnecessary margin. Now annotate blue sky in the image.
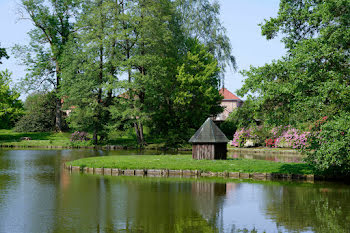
[0,0,285,99]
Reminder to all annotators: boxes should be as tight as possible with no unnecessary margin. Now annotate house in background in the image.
[214,88,243,122]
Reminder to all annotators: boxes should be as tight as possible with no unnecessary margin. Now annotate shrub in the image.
[70,131,90,141]
[231,125,271,147]
[303,114,350,175]
[15,92,56,132]
[231,128,250,147]
[271,126,310,149]
[218,120,237,140]
[70,131,92,147]
[265,138,277,147]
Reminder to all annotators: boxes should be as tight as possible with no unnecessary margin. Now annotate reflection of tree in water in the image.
[123,180,224,233]
[191,182,227,231]
[262,184,350,233]
[53,177,228,232]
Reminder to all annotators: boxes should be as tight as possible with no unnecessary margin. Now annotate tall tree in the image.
[14,0,78,131]
[59,0,234,146]
[176,0,236,82]
[61,0,119,144]
[110,0,177,145]
[239,0,350,126]
[239,0,350,173]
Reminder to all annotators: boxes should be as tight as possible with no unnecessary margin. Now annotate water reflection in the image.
[0,149,349,233]
[263,183,350,232]
[229,151,303,163]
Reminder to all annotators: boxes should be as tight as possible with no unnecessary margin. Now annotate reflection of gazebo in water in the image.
[189,118,229,160]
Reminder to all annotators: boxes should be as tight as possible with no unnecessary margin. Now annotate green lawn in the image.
[0,129,177,149]
[0,129,72,147]
[66,154,315,175]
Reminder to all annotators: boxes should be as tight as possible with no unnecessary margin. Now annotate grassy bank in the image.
[0,129,181,149]
[66,154,314,175]
[0,130,72,147]
[0,129,299,152]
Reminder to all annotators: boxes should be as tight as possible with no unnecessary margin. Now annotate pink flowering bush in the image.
[231,125,311,149]
[231,128,250,147]
[231,126,269,147]
[270,126,310,149]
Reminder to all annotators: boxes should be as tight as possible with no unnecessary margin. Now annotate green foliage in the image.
[239,0,350,126]
[218,121,237,140]
[70,131,93,147]
[13,0,78,131]
[227,98,259,129]
[220,98,261,140]
[0,70,23,129]
[0,44,9,64]
[16,0,234,146]
[15,92,56,132]
[0,129,72,147]
[303,113,350,176]
[176,0,236,75]
[146,39,223,145]
[239,0,350,173]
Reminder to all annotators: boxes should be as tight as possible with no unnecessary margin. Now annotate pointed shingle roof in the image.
[189,118,229,143]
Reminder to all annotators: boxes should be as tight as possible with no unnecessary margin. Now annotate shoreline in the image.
[0,144,301,154]
[64,163,318,182]
[64,154,326,182]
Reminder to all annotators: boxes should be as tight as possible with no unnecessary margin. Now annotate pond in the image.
[0,149,349,233]
[228,150,303,163]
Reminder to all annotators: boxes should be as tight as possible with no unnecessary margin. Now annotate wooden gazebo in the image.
[189,118,228,160]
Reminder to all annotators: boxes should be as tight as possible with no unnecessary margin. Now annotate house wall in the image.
[215,100,243,121]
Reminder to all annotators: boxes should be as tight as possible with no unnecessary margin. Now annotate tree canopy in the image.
[13,0,79,131]
[239,0,350,127]
[238,0,350,174]
[0,45,9,64]
[51,0,232,145]
[0,70,23,129]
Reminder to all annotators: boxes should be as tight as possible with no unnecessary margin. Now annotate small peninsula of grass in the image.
[66,155,314,175]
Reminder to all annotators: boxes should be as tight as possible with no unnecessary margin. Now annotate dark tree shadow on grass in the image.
[277,163,315,175]
[0,132,53,142]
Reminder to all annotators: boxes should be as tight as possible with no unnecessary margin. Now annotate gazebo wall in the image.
[192,143,227,160]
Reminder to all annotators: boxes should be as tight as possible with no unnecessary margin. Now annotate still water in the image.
[229,151,303,163]
[0,149,349,233]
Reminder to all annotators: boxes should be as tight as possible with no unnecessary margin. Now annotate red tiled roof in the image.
[219,88,241,100]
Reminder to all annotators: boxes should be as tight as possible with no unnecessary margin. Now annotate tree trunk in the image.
[139,122,145,145]
[134,122,141,144]
[55,61,62,132]
[93,129,98,145]
[55,97,62,132]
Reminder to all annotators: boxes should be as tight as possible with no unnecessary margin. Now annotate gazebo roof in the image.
[189,118,229,143]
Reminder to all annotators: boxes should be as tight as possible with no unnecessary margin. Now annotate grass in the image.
[0,129,183,149]
[67,154,315,175]
[0,129,72,147]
